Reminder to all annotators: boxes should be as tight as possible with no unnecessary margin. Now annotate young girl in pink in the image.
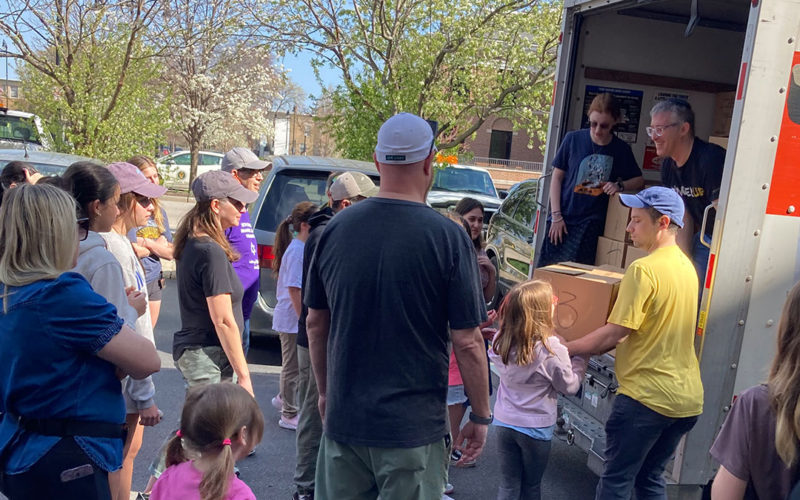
[151,383,264,500]
[489,280,586,500]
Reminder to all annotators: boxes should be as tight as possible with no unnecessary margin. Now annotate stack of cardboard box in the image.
[595,194,647,269]
[709,90,734,149]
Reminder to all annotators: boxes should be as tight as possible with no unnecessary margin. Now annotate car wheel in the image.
[489,254,503,310]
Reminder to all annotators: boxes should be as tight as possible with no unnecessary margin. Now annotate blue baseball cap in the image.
[619,186,685,228]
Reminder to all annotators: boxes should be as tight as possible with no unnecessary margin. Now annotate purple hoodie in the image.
[489,334,586,428]
[225,210,259,320]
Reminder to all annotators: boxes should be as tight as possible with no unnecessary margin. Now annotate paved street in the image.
[130,277,600,499]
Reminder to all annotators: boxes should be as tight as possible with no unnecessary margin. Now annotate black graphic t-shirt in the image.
[553,129,641,225]
[661,138,726,237]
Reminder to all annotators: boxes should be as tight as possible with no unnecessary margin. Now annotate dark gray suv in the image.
[484,179,539,305]
[248,156,379,338]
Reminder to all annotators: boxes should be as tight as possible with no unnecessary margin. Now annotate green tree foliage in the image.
[254,0,562,160]
[1,0,169,161]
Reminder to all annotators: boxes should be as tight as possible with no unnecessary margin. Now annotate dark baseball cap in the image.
[191,170,258,204]
[619,186,685,228]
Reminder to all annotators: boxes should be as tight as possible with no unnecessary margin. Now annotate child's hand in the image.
[479,309,497,329]
[480,327,497,341]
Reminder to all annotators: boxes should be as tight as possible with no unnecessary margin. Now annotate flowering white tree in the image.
[159,0,282,183]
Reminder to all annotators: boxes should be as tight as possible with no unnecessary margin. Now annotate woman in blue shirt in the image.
[0,184,161,500]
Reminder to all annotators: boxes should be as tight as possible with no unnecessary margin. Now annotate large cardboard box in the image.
[595,236,626,268]
[712,91,735,137]
[624,244,648,268]
[603,194,631,243]
[708,135,729,149]
[533,262,624,341]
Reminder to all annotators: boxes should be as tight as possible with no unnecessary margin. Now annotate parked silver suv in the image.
[249,156,379,338]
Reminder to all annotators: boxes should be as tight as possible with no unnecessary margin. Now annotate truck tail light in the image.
[258,244,275,269]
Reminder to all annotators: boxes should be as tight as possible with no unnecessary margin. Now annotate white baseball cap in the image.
[374,113,435,165]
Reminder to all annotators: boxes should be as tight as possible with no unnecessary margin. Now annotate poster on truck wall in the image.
[581,85,644,144]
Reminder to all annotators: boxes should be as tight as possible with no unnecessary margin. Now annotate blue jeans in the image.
[595,395,698,500]
[692,232,711,285]
[242,318,251,357]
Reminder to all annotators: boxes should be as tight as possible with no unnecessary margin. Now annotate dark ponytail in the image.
[272,201,317,277]
[62,161,118,222]
[0,161,33,208]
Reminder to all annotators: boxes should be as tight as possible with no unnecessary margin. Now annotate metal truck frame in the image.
[532,0,800,496]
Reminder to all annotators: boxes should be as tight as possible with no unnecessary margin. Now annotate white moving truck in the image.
[533,0,800,496]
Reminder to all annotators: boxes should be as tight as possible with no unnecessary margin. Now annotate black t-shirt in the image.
[661,138,725,237]
[297,207,333,349]
[553,129,642,225]
[305,197,487,448]
[173,237,244,360]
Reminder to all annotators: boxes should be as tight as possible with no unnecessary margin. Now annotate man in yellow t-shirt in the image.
[566,186,704,500]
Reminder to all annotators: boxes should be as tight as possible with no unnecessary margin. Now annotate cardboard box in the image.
[595,237,626,268]
[603,194,631,243]
[708,135,729,149]
[533,262,624,341]
[712,91,735,137]
[624,244,648,268]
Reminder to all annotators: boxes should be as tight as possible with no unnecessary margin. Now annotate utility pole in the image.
[2,40,8,109]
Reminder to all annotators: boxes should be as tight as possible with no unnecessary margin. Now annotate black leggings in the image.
[496,426,552,500]
[1,437,111,500]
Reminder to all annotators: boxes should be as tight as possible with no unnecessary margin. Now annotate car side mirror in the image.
[499,190,508,200]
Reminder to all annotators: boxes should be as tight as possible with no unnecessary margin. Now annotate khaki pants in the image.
[315,434,450,500]
[294,345,323,494]
[279,332,300,419]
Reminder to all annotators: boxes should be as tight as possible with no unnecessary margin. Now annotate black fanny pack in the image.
[7,413,126,440]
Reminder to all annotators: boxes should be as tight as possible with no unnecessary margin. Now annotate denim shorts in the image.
[447,385,468,406]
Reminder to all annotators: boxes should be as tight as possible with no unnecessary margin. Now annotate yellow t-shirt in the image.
[608,244,703,418]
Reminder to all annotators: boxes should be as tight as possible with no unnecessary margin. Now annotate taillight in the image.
[258,244,275,268]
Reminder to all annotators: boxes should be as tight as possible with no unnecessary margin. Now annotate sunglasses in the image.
[590,121,612,130]
[135,195,153,208]
[236,168,264,179]
[226,198,245,212]
[77,217,90,241]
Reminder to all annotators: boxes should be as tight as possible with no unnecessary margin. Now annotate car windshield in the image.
[432,168,496,197]
[0,115,42,145]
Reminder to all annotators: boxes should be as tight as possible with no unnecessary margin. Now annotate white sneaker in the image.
[278,415,298,430]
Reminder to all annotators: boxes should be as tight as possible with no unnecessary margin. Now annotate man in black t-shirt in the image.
[292,171,377,500]
[305,113,491,499]
[649,98,725,280]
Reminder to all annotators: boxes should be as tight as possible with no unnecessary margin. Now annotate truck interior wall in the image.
[566,9,745,181]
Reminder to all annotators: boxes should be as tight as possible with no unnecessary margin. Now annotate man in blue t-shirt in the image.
[305,113,491,499]
[649,98,725,281]
[221,147,271,355]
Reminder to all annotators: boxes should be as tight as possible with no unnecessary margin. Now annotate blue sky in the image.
[279,50,342,107]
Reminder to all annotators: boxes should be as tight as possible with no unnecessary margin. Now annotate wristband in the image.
[468,412,493,425]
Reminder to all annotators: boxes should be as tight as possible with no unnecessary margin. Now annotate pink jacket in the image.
[489,334,586,428]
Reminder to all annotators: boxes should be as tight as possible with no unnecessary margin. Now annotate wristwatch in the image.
[616,179,625,192]
[468,412,493,425]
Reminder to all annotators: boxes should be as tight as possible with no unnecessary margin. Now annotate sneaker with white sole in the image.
[278,415,298,430]
[444,483,454,494]
[271,395,283,410]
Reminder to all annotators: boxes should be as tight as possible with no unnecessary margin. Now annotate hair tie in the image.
[176,430,182,437]
[222,438,232,446]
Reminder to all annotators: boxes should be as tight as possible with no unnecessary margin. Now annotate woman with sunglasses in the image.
[0,183,160,499]
[126,155,173,331]
[102,162,168,500]
[538,93,644,267]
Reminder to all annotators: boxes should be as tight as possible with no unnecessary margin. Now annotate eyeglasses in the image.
[646,123,679,138]
[77,217,90,241]
[135,195,153,208]
[589,121,612,130]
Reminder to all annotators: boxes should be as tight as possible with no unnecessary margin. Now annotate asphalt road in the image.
[129,277,600,499]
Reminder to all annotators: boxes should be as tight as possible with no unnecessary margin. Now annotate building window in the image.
[9,86,18,98]
[489,130,512,160]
